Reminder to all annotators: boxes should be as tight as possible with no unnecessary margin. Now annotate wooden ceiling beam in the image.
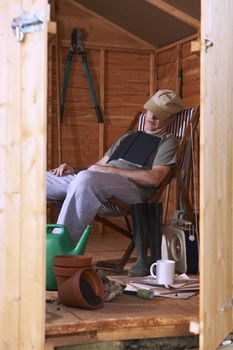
[145,0,200,29]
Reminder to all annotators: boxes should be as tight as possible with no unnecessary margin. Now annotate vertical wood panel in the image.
[157,42,200,107]
[176,44,182,96]
[47,39,53,169]
[153,52,158,93]
[99,49,105,158]
[149,53,155,96]
[0,2,21,348]
[0,0,47,349]
[157,47,179,94]
[105,51,150,117]
[55,19,62,164]
[200,0,233,349]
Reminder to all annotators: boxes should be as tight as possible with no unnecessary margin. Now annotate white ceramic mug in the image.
[150,259,175,285]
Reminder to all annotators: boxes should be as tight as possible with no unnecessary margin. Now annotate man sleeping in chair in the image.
[46,89,184,276]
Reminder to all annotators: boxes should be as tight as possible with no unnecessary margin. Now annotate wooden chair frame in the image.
[95,105,200,273]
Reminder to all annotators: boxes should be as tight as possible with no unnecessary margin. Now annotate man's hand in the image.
[88,164,107,171]
[50,163,75,176]
[87,155,110,171]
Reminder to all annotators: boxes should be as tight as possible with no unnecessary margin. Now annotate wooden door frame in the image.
[0,1,48,348]
[200,0,233,349]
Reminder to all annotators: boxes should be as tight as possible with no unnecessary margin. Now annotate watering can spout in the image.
[72,224,92,255]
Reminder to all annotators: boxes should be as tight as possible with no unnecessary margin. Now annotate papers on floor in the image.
[124,273,199,299]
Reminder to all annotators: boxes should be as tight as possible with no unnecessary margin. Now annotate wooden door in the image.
[0,1,48,349]
[200,0,233,349]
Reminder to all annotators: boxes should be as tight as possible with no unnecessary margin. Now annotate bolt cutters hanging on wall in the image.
[60,28,103,123]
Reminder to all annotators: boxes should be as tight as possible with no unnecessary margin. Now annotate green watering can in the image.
[46,223,91,291]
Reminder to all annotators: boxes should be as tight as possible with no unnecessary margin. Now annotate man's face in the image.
[144,111,170,134]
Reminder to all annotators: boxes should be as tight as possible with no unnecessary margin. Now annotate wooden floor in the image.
[45,231,199,347]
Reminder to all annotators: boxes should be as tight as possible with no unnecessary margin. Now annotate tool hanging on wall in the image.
[60,28,103,123]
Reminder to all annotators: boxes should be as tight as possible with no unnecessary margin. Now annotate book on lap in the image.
[107,131,160,167]
[107,132,140,163]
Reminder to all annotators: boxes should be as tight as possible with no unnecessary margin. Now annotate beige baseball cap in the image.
[143,89,184,120]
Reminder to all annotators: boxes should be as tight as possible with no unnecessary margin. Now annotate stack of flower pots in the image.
[54,255,104,309]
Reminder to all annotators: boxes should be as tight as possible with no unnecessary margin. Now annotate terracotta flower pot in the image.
[53,255,92,288]
[54,255,92,268]
[54,266,78,287]
[58,267,104,309]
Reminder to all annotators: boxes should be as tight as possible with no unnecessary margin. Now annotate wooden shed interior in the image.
[46,0,202,347]
[1,1,233,350]
[48,0,200,228]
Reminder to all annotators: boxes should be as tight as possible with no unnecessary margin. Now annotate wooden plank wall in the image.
[156,42,200,221]
[48,0,200,228]
[0,1,48,349]
[157,42,200,106]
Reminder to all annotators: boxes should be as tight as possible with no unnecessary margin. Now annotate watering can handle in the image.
[46,224,66,234]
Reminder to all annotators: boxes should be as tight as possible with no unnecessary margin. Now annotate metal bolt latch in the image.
[11,11,45,42]
[204,35,214,52]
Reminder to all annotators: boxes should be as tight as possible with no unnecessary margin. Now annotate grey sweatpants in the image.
[46,170,144,243]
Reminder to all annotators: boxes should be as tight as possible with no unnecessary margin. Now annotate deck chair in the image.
[95,105,200,273]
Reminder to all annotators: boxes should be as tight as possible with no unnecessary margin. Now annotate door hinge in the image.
[11,11,45,42]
